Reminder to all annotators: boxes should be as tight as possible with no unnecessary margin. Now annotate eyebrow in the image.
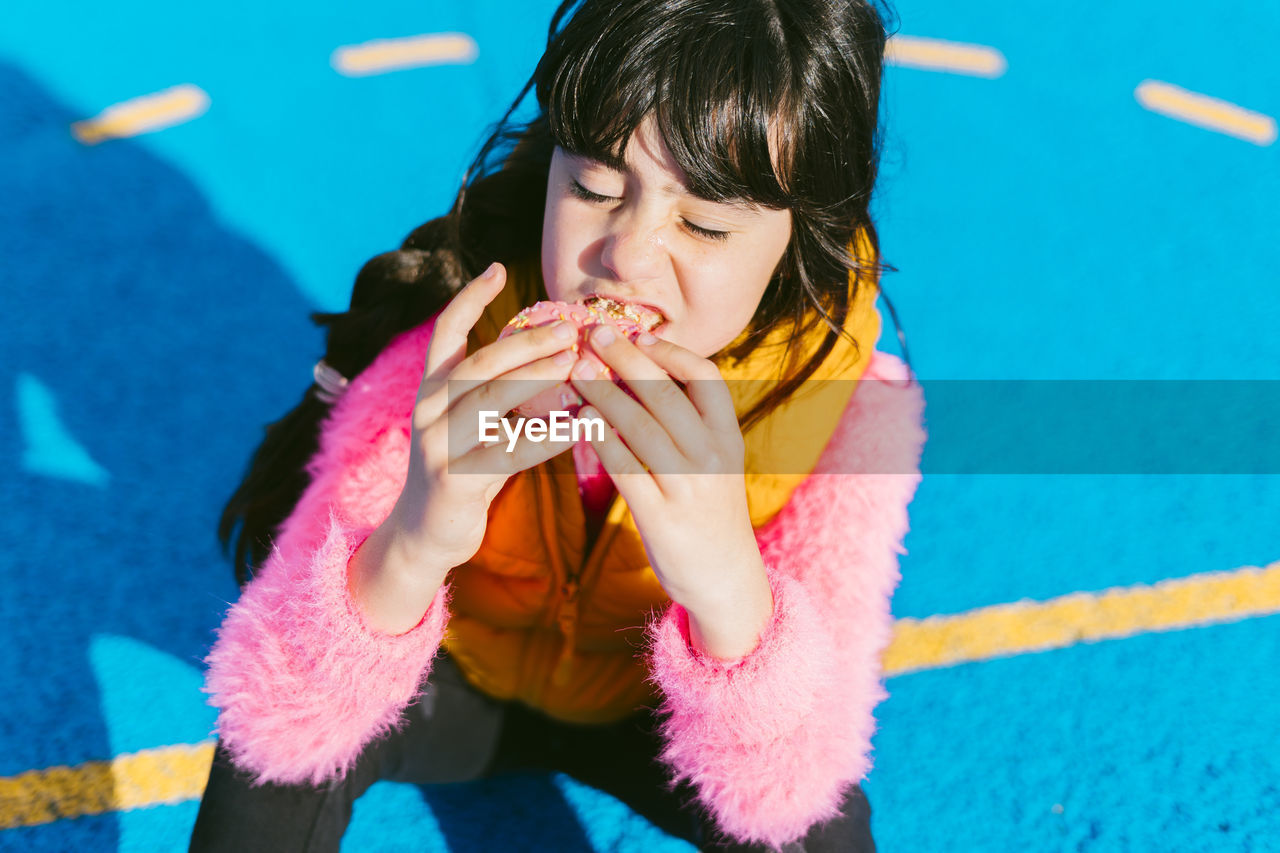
[570,152,761,214]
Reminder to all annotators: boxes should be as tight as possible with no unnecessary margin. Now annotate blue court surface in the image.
[1,1,1277,850]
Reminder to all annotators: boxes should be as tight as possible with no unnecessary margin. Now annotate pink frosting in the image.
[496,300,652,420]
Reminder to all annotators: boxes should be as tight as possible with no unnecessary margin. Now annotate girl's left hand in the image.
[569,324,765,613]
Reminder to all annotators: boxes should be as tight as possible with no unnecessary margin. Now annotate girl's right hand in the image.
[385,261,579,580]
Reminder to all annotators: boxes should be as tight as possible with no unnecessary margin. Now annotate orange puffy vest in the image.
[445,237,883,723]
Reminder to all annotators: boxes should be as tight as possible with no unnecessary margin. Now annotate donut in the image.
[496,296,663,420]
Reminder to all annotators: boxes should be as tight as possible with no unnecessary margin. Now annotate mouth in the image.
[580,294,667,333]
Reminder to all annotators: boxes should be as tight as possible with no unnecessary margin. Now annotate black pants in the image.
[189,649,875,852]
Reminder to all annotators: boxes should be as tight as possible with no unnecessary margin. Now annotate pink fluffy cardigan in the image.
[202,313,926,850]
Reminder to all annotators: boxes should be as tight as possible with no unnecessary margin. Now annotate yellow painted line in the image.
[70,84,209,146]
[4,561,1277,828]
[0,742,214,829]
[884,561,1280,676]
[885,35,1006,78]
[1134,79,1276,146]
[332,33,478,76]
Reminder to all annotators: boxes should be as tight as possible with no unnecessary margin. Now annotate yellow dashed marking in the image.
[332,33,479,76]
[885,35,1007,78]
[884,561,1280,676]
[70,84,209,145]
[0,742,214,829]
[5,562,1277,828]
[1135,79,1276,146]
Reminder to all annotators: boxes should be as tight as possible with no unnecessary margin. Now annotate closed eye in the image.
[570,178,732,242]
[568,179,616,204]
[680,220,731,242]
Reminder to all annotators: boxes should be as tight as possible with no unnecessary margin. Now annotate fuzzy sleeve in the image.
[202,316,448,788]
[643,351,926,850]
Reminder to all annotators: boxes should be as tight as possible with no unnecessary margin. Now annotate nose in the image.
[599,209,665,283]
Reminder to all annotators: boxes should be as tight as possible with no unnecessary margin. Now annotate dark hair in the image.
[220,0,909,586]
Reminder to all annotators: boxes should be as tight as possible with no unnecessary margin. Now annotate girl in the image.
[192,0,925,850]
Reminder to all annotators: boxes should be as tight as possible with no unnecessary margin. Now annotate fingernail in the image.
[553,349,575,366]
[592,325,616,346]
[482,262,499,279]
[551,321,575,341]
[636,332,658,346]
[573,359,597,379]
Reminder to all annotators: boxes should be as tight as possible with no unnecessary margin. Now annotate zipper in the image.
[551,577,580,686]
[531,452,624,693]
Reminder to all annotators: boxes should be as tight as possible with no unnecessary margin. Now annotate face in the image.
[540,114,793,359]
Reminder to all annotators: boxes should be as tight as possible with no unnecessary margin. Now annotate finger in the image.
[587,328,698,423]
[630,334,740,435]
[418,262,507,404]
[577,404,660,507]
[443,319,578,408]
[448,354,580,455]
[449,414,578,477]
[428,350,579,461]
[584,326,718,451]
[570,368,685,477]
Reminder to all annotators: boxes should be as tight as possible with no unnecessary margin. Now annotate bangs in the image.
[537,1,799,209]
